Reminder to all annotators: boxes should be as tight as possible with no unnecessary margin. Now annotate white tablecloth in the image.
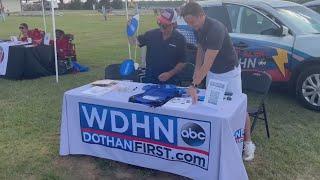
[60,81,248,180]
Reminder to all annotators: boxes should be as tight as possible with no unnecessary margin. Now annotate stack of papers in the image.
[82,80,119,96]
[91,79,118,87]
[82,86,114,96]
[163,97,192,110]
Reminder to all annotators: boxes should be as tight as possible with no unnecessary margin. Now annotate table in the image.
[0,41,55,79]
[60,81,248,180]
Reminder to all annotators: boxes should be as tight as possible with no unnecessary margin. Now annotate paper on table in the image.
[204,79,227,109]
[82,86,114,96]
[163,97,192,110]
[91,79,118,87]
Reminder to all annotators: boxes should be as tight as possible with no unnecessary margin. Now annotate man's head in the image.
[181,2,206,31]
[157,9,177,34]
[19,23,29,34]
[56,29,65,40]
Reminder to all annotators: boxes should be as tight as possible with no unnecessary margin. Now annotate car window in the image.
[239,6,279,35]
[203,6,232,32]
[277,6,320,34]
[226,4,241,32]
[254,7,297,36]
[254,7,281,24]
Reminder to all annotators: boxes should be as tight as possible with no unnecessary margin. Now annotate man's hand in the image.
[188,86,198,104]
[193,70,202,86]
[158,72,173,82]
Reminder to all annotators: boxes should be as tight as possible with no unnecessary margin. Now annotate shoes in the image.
[243,141,256,161]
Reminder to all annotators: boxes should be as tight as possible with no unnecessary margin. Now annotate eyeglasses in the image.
[157,22,170,30]
[19,27,25,30]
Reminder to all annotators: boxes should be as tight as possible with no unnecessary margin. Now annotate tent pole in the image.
[41,0,47,33]
[134,5,139,60]
[125,0,131,59]
[51,0,58,83]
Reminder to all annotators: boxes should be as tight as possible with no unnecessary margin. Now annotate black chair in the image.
[241,70,272,138]
[176,45,197,87]
[105,63,143,82]
[105,64,122,80]
[177,62,195,87]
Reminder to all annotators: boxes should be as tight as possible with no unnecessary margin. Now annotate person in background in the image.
[53,29,88,73]
[181,2,256,161]
[102,5,107,21]
[19,23,31,41]
[128,8,186,84]
[19,23,44,45]
[0,4,5,22]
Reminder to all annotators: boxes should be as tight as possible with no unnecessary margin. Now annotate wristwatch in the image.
[191,82,198,88]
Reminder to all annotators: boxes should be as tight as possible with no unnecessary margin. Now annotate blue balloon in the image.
[127,17,139,37]
[120,59,135,76]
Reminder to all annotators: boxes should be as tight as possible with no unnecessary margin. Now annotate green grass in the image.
[0,11,320,180]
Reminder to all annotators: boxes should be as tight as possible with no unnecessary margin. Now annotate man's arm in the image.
[193,49,219,85]
[194,45,204,72]
[169,62,186,76]
[158,62,186,82]
[188,49,218,103]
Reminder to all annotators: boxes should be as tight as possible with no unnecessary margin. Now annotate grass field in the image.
[0,11,319,180]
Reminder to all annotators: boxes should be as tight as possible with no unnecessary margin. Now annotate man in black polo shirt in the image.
[181,2,255,161]
[128,9,186,84]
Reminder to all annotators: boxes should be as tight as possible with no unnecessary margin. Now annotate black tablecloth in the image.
[2,45,55,80]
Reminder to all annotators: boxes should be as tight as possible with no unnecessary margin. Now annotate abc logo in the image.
[181,123,206,147]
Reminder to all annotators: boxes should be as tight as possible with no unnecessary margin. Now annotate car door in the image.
[225,3,295,82]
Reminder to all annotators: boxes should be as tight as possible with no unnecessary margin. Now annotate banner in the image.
[60,84,249,180]
[0,42,10,75]
[79,102,211,170]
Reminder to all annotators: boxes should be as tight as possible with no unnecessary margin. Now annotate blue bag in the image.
[120,59,135,76]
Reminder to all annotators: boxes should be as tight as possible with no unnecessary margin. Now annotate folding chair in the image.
[241,70,272,138]
[174,43,197,87]
[105,63,143,82]
[177,63,195,87]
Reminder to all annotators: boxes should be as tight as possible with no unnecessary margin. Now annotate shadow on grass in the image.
[52,155,190,180]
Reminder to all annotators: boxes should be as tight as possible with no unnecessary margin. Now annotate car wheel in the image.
[296,66,320,111]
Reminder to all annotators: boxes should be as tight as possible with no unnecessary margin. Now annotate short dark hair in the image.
[181,2,204,17]
[20,23,28,29]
